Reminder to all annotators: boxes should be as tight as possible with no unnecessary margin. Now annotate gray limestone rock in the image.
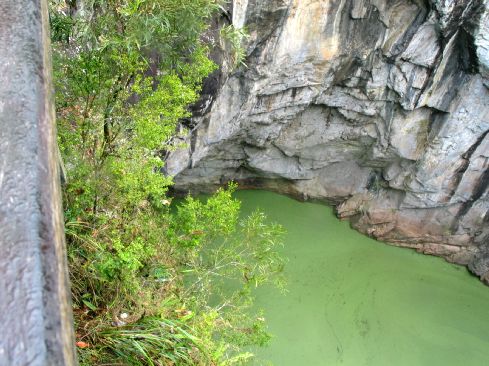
[167,0,489,283]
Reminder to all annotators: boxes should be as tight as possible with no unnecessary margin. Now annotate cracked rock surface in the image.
[166,0,489,283]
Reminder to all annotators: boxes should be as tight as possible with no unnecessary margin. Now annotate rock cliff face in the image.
[166,0,489,283]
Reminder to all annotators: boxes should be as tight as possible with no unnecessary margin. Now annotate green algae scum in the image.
[234,190,489,366]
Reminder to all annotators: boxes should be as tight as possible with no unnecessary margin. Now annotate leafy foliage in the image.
[50,1,285,364]
[220,24,249,68]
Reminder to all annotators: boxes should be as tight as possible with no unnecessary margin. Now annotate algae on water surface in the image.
[235,190,489,366]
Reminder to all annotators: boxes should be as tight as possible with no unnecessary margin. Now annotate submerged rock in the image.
[166,0,489,283]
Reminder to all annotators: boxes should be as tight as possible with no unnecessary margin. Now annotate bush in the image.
[50,1,285,364]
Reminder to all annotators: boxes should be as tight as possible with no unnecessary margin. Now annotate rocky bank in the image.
[166,0,489,283]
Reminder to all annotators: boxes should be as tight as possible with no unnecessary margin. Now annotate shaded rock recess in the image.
[166,0,489,283]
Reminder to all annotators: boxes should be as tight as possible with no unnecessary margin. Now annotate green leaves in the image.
[99,317,202,366]
[50,0,286,364]
[131,73,197,150]
[168,183,241,247]
[173,188,286,360]
[239,211,287,289]
[220,24,250,69]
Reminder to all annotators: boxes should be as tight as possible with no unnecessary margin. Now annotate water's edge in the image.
[233,190,489,366]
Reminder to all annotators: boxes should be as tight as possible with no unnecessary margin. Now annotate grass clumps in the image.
[49,0,285,364]
[69,184,285,365]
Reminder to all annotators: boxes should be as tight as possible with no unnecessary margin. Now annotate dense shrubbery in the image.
[49,1,285,364]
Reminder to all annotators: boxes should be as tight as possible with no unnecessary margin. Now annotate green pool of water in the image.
[233,190,489,366]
